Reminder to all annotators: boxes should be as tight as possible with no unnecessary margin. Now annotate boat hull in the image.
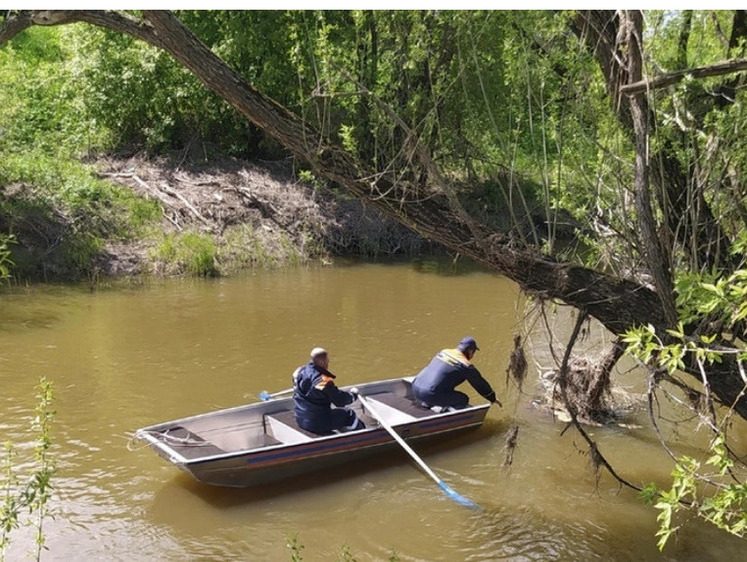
[135,377,490,488]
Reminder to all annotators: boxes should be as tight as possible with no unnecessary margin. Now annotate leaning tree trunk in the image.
[573,10,738,276]
[2,10,747,418]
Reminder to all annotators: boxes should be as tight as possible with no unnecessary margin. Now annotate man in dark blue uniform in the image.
[412,336,501,410]
[293,347,365,434]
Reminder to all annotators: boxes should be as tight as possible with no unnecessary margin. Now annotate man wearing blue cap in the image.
[412,336,501,411]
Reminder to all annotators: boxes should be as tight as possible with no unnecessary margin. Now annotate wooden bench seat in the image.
[264,394,431,443]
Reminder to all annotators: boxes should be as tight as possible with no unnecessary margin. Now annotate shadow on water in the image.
[411,254,494,276]
[332,254,492,276]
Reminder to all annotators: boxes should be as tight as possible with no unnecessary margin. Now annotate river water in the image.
[1,259,745,561]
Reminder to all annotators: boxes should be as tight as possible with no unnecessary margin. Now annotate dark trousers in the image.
[298,407,362,434]
[413,388,469,409]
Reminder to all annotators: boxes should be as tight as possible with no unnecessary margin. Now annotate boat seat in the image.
[364,392,433,424]
[264,410,318,444]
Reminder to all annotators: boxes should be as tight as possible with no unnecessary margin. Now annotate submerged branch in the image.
[557,310,642,493]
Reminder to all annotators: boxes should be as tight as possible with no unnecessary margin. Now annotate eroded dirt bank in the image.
[94,155,430,277]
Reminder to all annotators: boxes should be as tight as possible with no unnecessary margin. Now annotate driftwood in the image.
[157,181,212,229]
[231,187,280,219]
[131,174,171,207]
[109,171,212,231]
[130,174,182,230]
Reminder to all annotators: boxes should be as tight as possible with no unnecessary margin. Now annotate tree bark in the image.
[622,10,678,325]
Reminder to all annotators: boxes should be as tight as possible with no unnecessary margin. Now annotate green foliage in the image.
[297,170,324,192]
[284,535,400,561]
[285,533,304,562]
[624,266,747,374]
[675,270,747,330]
[625,267,747,549]
[286,11,514,169]
[0,443,19,556]
[0,151,160,280]
[640,436,747,551]
[29,378,55,559]
[0,377,56,561]
[70,26,211,154]
[339,124,358,154]
[0,26,112,157]
[337,544,357,561]
[152,231,219,277]
[62,11,301,157]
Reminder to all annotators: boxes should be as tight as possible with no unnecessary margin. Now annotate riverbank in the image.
[1,154,432,283]
[97,155,433,278]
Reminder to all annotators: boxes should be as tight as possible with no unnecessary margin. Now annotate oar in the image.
[260,367,303,401]
[259,387,294,401]
[357,393,481,511]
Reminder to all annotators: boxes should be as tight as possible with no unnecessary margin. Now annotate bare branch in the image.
[621,57,747,95]
[557,310,641,492]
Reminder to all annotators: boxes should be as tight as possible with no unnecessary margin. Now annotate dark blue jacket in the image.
[293,360,356,432]
[412,348,496,402]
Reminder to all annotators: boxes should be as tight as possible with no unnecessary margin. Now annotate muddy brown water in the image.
[1,259,745,561]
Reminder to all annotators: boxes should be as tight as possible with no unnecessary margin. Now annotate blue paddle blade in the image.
[437,480,481,511]
[259,391,271,401]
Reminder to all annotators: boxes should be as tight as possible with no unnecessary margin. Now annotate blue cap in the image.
[458,336,479,352]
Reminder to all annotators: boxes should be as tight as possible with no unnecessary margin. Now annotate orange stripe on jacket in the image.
[314,374,335,390]
[436,348,472,367]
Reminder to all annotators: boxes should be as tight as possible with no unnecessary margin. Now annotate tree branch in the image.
[620,57,747,95]
[0,10,33,44]
[557,310,641,493]
[1,10,158,48]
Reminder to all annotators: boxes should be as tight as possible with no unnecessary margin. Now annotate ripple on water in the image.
[462,504,641,561]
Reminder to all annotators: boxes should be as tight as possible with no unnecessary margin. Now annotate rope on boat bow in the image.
[126,428,215,450]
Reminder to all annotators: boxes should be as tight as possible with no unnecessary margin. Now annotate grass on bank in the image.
[149,224,321,278]
[0,151,161,281]
[151,231,219,277]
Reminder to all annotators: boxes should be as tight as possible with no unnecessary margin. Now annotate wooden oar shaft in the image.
[259,387,294,401]
[358,394,480,510]
[360,396,440,482]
